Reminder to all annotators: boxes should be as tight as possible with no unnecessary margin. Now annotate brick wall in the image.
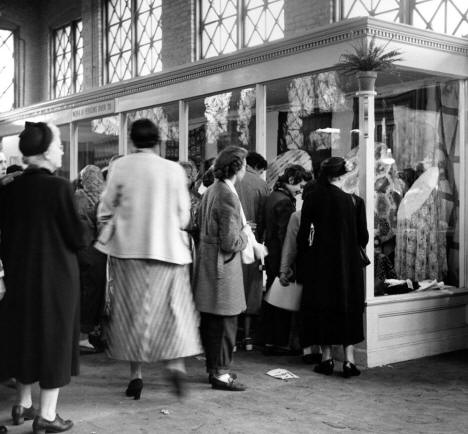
[161,0,195,69]
[285,0,333,37]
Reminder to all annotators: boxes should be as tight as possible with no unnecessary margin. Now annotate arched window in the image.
[105,0,163,84]
[0,29,15,112]
[199,0,285,59]
[53,20,83,98]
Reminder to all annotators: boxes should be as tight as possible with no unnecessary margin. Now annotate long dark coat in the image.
[0,167,84,388]
[296,181,369,346]
[193,180,248,316]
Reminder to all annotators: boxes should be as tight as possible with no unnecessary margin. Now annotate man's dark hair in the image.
[246,152,267,171]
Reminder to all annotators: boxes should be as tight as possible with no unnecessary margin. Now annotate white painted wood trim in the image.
[460,79,467,288]
[358,90,376,302]
[178,100,189,161]
[69,122,78,181]
[119,112,127,156]
[255,84,266,158]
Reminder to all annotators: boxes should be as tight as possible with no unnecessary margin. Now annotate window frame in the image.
[104,0,163,84]
[0,26,18,112]
[197,0,285,60]
[51,19,83,99]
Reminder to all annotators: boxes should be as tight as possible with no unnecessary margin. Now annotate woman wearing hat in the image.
[296,156,369,378]
[0,121,84,433]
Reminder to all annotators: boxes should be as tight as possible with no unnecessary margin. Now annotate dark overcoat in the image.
[263,187,296,286]
[0,167,84,388]
[296,181,369,345]
[193,180,248,316]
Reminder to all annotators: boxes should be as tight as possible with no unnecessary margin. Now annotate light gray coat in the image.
[193,180,248,316]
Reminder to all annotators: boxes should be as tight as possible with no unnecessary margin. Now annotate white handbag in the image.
[264,277,303,312]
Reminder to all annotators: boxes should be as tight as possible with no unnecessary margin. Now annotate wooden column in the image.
[358,88,376,302]
[70,122,78,180]
[255,84,267,158]
[119,112,128,155]
[178,100,189,161]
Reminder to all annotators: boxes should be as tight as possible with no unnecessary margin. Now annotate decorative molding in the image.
[0,16,467,127]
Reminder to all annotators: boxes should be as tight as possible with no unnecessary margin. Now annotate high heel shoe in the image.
[11,404,36,425]
[314,358,334,375]
[125,378,143,400]
[32,414,73,434]
[342,361,361,378]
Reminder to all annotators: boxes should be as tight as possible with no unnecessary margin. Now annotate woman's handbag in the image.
[264,277,303,312]
[351,194,371,267]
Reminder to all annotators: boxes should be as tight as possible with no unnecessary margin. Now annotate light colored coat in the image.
[95,152,192,264]
[193,180,248,316]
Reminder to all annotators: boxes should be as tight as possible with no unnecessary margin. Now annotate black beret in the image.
[19,122,52,156]
[320,156,347,178]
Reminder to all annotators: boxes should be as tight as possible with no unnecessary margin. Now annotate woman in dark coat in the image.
[297,157,369,378]
[193,146,249,391]
[0,122,83,433]
[261,164,309,354]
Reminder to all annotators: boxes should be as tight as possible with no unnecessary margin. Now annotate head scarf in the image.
[80,165,104,206]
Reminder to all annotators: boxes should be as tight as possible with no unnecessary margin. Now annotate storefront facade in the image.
[0,15,467,367]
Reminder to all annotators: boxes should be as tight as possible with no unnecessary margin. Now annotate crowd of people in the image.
[0,118,368,433]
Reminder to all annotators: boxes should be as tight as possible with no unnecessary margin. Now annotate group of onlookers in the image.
[0,118,368,433]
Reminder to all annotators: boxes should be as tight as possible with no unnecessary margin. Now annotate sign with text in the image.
[71,101,115,121]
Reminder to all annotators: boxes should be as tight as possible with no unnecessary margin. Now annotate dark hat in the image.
[19,122,52,156]
[130,118,159,148]
[320,156,347,178]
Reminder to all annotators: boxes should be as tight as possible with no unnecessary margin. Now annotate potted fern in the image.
[336,36,403,91]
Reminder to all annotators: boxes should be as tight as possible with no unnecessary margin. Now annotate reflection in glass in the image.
[374,79,459,294]
[127,102,179,160]
[56,124,71,179]
[188,87,256,171]
[265,71,356,190]
[77,116,119,172]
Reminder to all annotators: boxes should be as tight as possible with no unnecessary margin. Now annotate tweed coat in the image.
[193,179,248,316]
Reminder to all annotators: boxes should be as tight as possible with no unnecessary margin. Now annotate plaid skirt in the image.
[105,257,202,362]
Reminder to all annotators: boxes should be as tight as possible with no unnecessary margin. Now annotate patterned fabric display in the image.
[394,189,447,281]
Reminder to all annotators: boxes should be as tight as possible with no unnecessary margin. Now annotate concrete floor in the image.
[0,349,467,433]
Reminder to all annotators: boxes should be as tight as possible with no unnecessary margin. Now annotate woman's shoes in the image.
[32,414,73,434]
[342,361,361,378]
[168,370,186,399]
[211,374,246,391]
[243,337,254,351]
[314,359,334,375]
[11,404,36,425]
[125,378,143,400]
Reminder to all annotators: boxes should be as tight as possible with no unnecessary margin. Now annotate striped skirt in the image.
[105,257,202,362]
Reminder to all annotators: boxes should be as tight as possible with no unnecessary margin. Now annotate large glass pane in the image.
[412,0,468,37]
[0,134,22,169]
[373,77,460,294]
[77,116,119,172]
[200,0,238,58]
[56,124,71,179]
[265,72,357,190]
[0,29,15,112]
[127,102,179,160]
[244,0,284,47]
[342,0,402,22]
[54,25,73,98]
[188,87,256,171]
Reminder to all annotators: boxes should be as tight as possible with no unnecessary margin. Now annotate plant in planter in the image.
[336,36,403,91]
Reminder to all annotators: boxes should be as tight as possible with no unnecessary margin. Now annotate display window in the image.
[56,124,70,179]
[373,78,460,295]
[264,71,358,190]
[77,115,119,172]
[127,102,179,160]
[187,87,256,171]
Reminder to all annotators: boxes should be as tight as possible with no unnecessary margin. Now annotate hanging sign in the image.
[71,100,115,121]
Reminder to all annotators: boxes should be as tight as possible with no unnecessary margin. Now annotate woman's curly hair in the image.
[275,164,312,190]
[213,146,248,180]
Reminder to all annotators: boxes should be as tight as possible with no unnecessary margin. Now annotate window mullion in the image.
[72,21,77,94]
[132,0,138,77]
[238,0,243,49]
